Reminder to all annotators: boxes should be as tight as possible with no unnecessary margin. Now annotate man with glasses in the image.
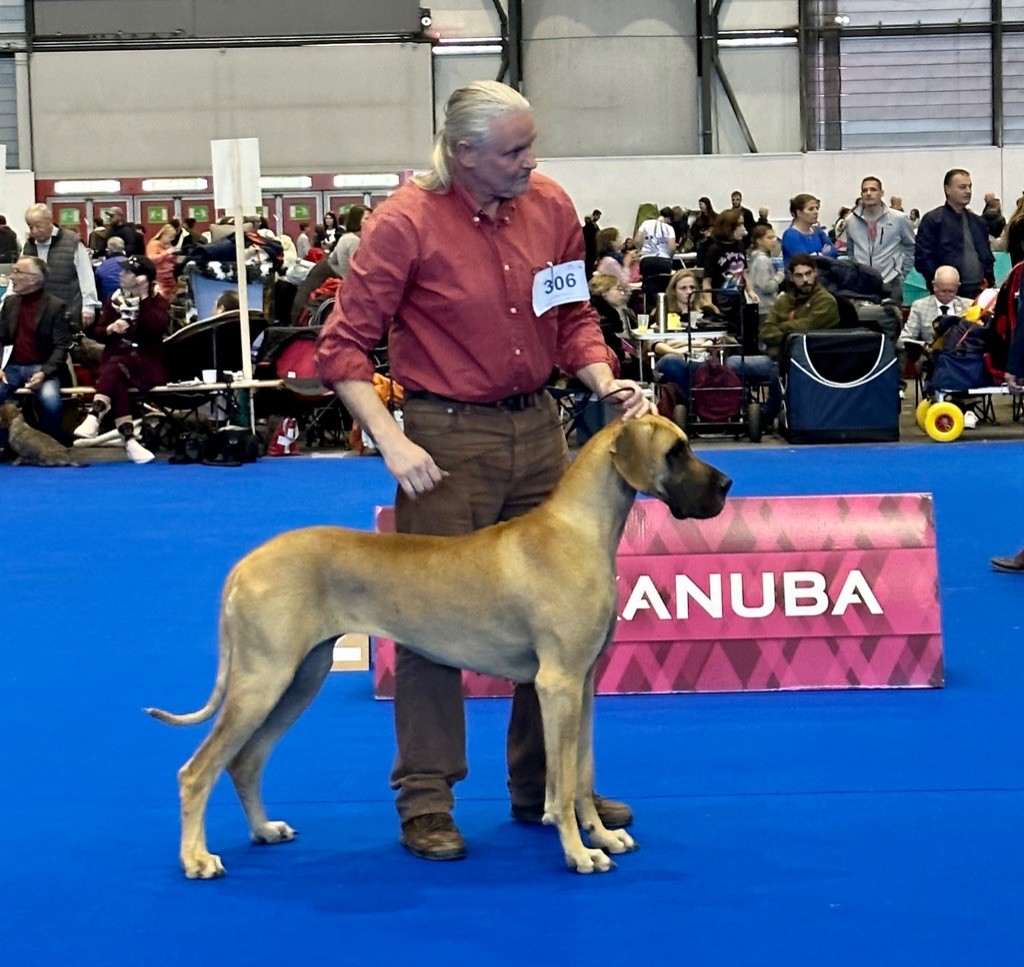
[0,256,70,447]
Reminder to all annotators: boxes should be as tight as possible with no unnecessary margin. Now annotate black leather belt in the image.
[405,389,545,411]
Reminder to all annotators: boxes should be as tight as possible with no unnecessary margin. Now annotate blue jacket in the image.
[915,202,993,288]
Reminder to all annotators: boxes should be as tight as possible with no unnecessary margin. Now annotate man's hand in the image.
[26,371,45,391]
[82,308,96,328]
[108,320,129,335]
[1006,373,1024,396]
[333,378,449,499]
[0,369,5,384]
[575,363,656,421]
[380,433,449,499]
[598,379,657,420]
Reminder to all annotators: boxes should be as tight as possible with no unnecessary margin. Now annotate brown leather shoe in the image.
[991,550,1024,573]
[511,793,634,830]
[400,813,467,861]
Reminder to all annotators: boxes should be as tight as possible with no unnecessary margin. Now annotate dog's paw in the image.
[588,827,638,855]
[182,851,226,879]
[564,847,615,874]
[251,821,297,845]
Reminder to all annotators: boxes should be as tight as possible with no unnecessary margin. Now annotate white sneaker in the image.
[963,410,979,430]
[74,413,101,439]
[125,437,155,464]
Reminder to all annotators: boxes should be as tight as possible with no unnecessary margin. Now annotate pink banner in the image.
[371,494,943,697]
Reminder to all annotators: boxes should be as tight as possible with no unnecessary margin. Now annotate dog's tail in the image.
[144,579,235,726]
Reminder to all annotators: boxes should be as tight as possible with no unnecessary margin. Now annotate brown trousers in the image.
[390,392,569,822]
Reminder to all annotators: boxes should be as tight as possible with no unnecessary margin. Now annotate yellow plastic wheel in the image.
[915,399,932,431]
[924,401,964,442]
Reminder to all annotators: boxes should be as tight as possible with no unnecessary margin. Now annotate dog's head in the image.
[0,402,21,429]
[610,415,731,520]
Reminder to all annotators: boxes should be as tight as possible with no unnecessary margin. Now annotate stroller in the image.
[915,306,997,442]
[656,288,764,443]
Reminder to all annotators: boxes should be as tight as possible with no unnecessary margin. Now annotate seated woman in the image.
[653,268,719,332]
[593,227,635,291]
[781,192,836,266]
[652,270,722,398]
[73,255,170,464]
[589,274,638,379]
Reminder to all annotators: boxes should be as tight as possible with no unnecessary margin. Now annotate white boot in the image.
[125,436,155,464]
[74,413,101,439]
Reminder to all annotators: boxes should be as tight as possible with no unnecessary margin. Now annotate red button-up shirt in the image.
[315,172,615,402]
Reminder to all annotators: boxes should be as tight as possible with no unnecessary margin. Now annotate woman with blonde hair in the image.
[588,273,637,377]
[145,223,179,298]
[656,268,717,330]
[650,270,721,402]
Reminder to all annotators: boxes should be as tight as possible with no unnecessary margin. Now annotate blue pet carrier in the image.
[780,329,900,443]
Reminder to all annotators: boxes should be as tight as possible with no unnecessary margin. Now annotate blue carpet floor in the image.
[1,440,1022,966]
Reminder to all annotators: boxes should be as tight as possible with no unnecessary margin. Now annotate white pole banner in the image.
[210,139,261,390]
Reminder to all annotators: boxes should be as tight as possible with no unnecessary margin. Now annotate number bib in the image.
[532,260,587,316]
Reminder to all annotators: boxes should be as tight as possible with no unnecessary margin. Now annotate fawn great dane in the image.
[147,414,731,877]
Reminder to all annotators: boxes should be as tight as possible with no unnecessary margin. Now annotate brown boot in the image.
[400,813,467,861]
[511,793,634,830]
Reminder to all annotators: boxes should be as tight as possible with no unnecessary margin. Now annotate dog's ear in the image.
[610,416,681,493]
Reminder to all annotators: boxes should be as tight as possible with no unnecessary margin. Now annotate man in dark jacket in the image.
[0,256,70,443]
[0,214,20,263]
[915,169,994,297]
[94,208,142,257]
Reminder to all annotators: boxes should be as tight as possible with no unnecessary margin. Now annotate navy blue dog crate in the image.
[780,329,900,443]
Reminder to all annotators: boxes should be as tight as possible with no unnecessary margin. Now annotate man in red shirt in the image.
[317,80,652,862]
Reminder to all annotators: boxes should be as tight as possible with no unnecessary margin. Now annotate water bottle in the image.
[656,292,667,333]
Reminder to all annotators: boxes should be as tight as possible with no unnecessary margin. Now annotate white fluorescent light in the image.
[332,173,400,189]
[141,177,209,192]
[259,176,313,190]
[433,44,503,56]
[53,179,121,194]
[719,37,798,48]
[437,37,502,45]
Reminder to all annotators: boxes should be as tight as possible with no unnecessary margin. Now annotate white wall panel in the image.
[526,1,693,39]
[526,36,699,157]
[718,0,798,30]
[29,44,433,177]
[716,47,801,153]
[430,2,503,39]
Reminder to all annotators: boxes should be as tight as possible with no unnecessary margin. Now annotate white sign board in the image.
[210,138,261,214]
